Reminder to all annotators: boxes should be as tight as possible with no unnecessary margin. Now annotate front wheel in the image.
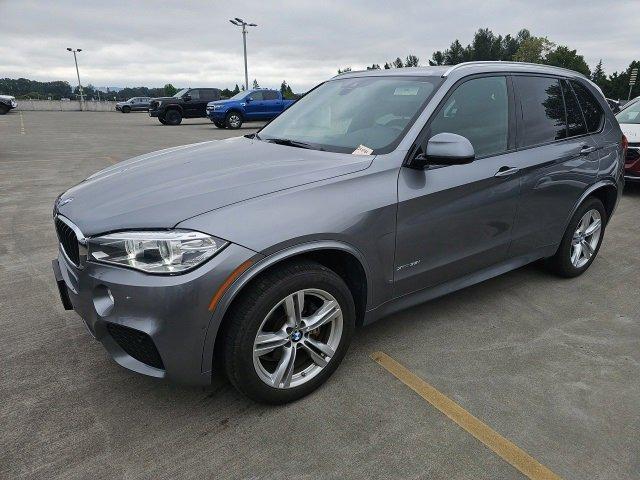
[225,112,243,129]
[0,104,9,115]
[122,106,131,113]
[220,261,355,404]
[164,109,182,125]
[213,120,226,129]
[158,116,168,125]
[547,197,606,277]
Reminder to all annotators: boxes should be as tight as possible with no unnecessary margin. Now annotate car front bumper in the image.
[206,109,227,121]
[52,242,258,385]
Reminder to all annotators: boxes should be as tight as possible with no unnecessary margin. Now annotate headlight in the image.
[88,230,227,274]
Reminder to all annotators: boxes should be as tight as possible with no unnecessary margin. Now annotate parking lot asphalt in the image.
[1,111,639,480]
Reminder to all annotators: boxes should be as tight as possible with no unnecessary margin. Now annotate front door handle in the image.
[494,166,519,177]
[579,145,599,155]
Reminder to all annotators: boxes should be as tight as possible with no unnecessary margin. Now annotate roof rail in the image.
[441,61,585,78]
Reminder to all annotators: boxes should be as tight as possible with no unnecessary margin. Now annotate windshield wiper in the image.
[263,138,324,151]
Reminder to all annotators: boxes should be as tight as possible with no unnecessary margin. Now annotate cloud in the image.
[0,0,636,92]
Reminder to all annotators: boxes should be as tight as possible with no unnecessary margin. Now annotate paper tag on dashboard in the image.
[352,144,373,155]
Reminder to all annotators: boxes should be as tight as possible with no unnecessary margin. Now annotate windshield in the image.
[259,76,441,154]
[617,100,640,124]
[173,88,189,98]
[227,91,248,100]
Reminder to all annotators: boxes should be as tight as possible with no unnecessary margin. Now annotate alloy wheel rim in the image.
[229,115,240,127]
[252,288,343,389]
[570,209,602,268]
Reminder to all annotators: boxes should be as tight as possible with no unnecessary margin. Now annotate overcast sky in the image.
[1,0,637,92]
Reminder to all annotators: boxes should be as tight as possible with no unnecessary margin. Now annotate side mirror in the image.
[412,132,475,168]
[183,94,191,101]
[246,96,253,102]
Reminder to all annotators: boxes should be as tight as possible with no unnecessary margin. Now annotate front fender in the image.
[199,239,372,375]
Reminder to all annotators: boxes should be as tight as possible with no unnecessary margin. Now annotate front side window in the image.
[515,76,566,147]
[570,81,604,133]
[259,76,441,154]
[616,100,640,125]
[188,89,200,100]
[250,91,264,101]
[173,88,189,98]
[429,76,509,158]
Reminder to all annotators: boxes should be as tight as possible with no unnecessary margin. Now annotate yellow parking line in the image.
[371,352,562,480]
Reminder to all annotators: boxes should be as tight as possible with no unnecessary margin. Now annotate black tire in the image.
[122,106,131,113]
[220,260,355,404]
[546,197,607,278]
[158,116,167,125]
[0,104,9,115]
[213,121,226,129]
[225,111,243,129]
[164,109,182,126]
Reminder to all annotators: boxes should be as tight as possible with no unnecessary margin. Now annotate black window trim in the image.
[512,73,603,153]
[406,72,517,166]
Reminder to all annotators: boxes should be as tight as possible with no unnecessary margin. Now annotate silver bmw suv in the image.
[52,62,625,403]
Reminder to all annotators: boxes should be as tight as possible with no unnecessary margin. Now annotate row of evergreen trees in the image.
[338,28,639,101]
[0,78,298,101]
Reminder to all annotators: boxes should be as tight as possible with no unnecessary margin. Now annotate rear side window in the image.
[570,81,604,133]
[263,90,279,100]
[515,76,566,147]
[561,80,586,137]
[429,76,509,158]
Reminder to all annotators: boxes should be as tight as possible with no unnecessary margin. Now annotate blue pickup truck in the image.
[206,89,295,129]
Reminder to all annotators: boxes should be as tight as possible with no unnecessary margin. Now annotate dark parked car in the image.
[148,88,222,125]
[0,94,17,114]
[116,97,152,113]
[53,62,624,404]
[206,89,296,129]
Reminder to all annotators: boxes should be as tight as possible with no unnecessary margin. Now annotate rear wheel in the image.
[225,111,243,129]
[547,197,606,277]
[220,261,355,404]
[164,109,182,125]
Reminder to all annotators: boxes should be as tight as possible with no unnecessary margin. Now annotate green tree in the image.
[164,84,178,96]
[252,79,260,89]
[591,59,608,92]
[429,51,445,66]
[392,57,404,68]
[233,84,240,95]
[366,63,381,70]
[404,55,419,67]
[513,36,554,63]
[337,67,352,74]
[545,46,590,76]
[383,62,391,69]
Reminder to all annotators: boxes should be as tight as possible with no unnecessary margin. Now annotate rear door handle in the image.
[494,166,519,177]
[579,145,599,155]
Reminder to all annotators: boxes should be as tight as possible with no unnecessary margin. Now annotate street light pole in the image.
[229,18,257,91]
[67,48,85,109]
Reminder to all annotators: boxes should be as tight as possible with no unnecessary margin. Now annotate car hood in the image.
[207,99,239,107]
[56,136,374,237]
[620,123,640,143]
[151,96,177,103]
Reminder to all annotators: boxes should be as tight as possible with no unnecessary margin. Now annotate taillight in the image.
[622,134,629,152]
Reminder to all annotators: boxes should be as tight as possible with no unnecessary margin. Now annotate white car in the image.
[616,98,640,181]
